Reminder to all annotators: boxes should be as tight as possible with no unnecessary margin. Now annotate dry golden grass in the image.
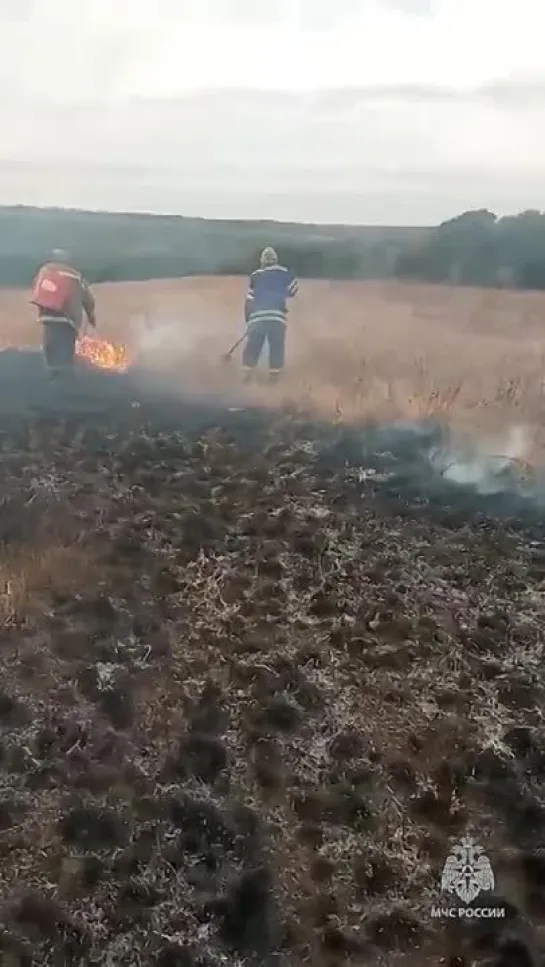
[0,544,94,627]
[5,276,545,458]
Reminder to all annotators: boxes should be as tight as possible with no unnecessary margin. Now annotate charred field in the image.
[1,349,545,966]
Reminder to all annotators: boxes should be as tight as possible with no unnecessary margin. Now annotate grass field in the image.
[1,278,545,965]
[5,276,545,452]
[99,277,545,450]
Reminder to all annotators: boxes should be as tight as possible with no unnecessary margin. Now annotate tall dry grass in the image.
[4,276,545,459]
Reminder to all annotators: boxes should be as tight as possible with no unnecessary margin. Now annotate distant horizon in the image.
[0,152,540,227]
[1,198,542,231]
[0,199,433,230]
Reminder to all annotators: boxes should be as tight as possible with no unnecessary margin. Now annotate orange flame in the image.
[76,335,130,373]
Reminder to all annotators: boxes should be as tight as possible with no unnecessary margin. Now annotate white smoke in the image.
[130,311,214,369]
[430,424,532,495]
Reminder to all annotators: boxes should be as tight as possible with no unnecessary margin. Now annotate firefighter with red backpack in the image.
[31,250,96,376]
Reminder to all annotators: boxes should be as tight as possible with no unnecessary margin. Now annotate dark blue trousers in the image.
[242,318,286,373]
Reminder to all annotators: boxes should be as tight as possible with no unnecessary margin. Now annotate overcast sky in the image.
[0,0,543,224]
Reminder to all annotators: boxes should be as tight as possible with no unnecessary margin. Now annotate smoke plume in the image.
[430,424,533,495]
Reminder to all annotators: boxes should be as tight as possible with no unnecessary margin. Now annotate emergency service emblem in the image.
[441,836,494,902]
[431,836,505,921]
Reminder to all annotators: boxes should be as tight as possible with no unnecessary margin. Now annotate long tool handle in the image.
[226,327,249,357]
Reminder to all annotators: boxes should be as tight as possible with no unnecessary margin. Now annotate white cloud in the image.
[0,0,543,222]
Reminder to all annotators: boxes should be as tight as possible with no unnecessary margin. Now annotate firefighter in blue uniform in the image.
[242,247,298,382]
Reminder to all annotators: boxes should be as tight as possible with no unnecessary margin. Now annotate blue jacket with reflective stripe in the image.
[245,264,298,324]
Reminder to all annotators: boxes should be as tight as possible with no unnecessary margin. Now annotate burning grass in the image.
[76,334,131,373]
[0,353,543,965]
[49,276,544,463]
[5,277,545,455]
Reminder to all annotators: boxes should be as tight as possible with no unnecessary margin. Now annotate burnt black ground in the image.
[0,350,544,966]
[3,348,544,528]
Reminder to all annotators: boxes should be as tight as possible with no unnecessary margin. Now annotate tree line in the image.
[395,209,545,289]
[1,204,545,290]
[0,205,416,286]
